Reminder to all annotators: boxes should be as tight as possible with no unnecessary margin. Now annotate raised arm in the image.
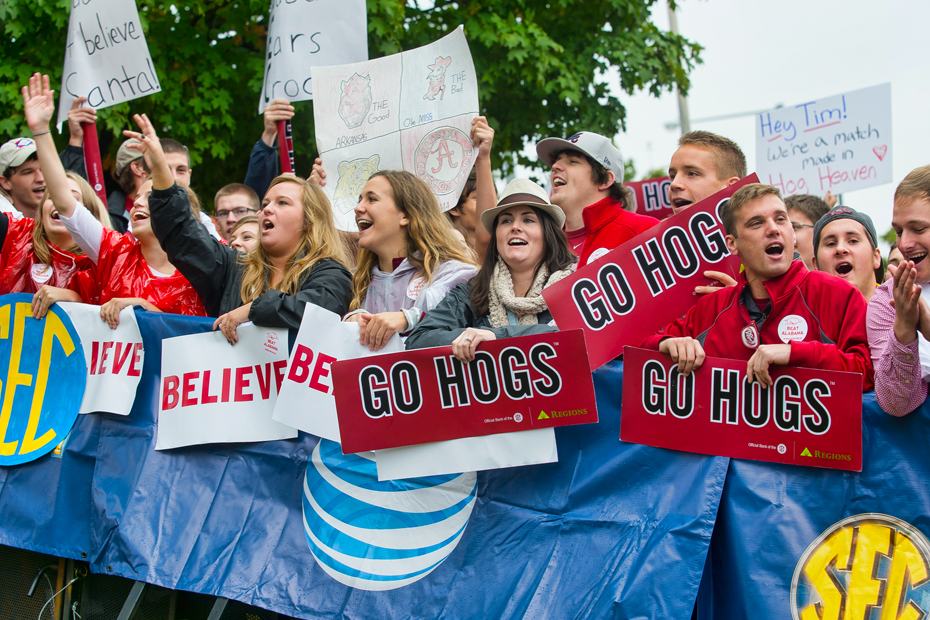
[121,113,173,191]
[471,116,496,259]
[22,73,75,218]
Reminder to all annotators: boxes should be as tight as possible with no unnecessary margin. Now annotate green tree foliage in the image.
[0,0,700,208]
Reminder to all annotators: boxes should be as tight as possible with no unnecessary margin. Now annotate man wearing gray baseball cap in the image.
[536,131,659,266]
[0,137,45,219]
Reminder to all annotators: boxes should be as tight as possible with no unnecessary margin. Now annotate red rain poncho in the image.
[0,215,94,294]
[69,228,207,316]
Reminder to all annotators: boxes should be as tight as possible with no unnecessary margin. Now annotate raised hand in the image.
[66,97,97,147]
[22,73,55,133]
[262,99,296,147]
[122,114,172,189]
[471,116,494,160]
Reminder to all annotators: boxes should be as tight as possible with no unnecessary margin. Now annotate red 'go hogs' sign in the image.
[331,330,598,454]
[543,175,758,369]
[620,347,863,471]
[627,176,674,220]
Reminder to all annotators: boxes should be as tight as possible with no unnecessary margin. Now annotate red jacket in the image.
[641,260,874,391]
[0,215,94,294]
[576,196,659,266]
[69,228,207,317]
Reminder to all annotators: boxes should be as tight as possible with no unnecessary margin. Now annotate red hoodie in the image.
[574,196,659,266]
[641,260,874,391]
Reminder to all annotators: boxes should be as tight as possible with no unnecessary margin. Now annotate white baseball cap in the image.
[536,132,625,183]
[0,138,37,176]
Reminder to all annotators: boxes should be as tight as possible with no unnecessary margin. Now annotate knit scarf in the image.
[488,257,574,328]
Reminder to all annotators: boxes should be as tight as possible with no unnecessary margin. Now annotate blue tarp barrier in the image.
[696,391,930,619]
[0,310,726,619]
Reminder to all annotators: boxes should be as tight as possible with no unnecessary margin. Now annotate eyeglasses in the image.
[215,207,257,219]
[791,222,814,232]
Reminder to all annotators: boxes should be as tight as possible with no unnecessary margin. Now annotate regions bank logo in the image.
[302,439,477,590]
[791,514,930,620]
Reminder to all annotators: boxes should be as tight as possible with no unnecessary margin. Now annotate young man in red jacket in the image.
[641,183,874,391]
[536,132,659,266]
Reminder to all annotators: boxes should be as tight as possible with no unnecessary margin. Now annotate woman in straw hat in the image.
[405,178,575,361]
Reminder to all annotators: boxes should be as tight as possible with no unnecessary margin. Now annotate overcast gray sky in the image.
[606,0,928,242]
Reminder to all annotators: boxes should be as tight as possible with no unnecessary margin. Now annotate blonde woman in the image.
[346,170,476,350]
[124,114,352,344]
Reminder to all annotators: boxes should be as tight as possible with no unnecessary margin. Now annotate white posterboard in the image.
[257,0,368,113]
[60,302,144,416]
[157,324,296,450]
[272,303,402,443]
[374,430,558,482]
[312,26,480,230]
[57,0,161,128]
[755,84,892,197]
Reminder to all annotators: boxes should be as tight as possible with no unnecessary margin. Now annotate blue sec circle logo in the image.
[791,513,930,619]
[303,439,477,590]
[0,294,86,466]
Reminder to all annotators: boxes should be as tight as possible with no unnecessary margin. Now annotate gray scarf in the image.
[488,257,573,328]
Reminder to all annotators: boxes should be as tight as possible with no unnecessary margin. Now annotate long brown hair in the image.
[470,206,574,317]
[349,170,474,311]
[33,171,112,264]
[239,175,349,302]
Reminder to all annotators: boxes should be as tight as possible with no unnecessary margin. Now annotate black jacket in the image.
[150,184,351,328]
[405,281,556,350]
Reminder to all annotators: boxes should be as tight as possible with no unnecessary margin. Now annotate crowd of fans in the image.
[1,71,928,418]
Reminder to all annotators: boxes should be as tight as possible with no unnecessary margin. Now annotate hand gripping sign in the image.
[272,303,403,443]
[0,294,86,465]
[157,324,297,450]
[620,347,863,472]
[331,330,598,455]
[543,174,758,370]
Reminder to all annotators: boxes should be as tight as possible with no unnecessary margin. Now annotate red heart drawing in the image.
[873,145,888,161]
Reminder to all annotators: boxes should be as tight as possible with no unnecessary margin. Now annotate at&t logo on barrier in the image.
[0,294,86,465]
[791,513,930,619]
[302,439,477,590]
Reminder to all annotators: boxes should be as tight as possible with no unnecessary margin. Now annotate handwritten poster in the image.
[312,27,480,230]
[257,0,368,113]
[57,0,161,128]
[755,84,892,196]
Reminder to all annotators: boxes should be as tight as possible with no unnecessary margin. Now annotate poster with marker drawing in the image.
[312,27,480,230]
[57,0,161,129]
